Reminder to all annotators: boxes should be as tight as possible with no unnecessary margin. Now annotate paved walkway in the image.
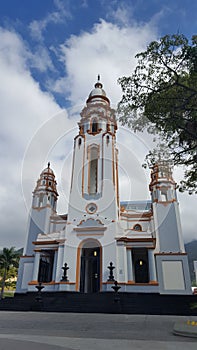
[0,312,196,350]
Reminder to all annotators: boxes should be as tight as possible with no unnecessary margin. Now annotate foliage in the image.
[190,303,197,310]
[118,34,197,193]
[0,247,20,298]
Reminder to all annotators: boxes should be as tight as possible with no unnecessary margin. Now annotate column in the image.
[55,244,64,282]
[116,243,127,282]
[52,250,58,281]
[148,249,157,282]
[32,251,40,281]
[127,249,134,281]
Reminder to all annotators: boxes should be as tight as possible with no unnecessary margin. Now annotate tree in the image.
[118,34,197,193]
[0,247,20,299]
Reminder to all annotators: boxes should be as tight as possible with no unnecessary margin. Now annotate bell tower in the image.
[149,161,191,294]
[24,162,58,256]
[149,161,184,252]
[68,76,119,223]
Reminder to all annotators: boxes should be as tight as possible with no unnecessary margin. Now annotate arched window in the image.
[78,138,82,148]
[106,135,110,145]
[92,119,98,133]
[133,224,142,231]
[88,146,98,194]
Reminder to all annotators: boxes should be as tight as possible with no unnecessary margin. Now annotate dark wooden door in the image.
[80,247,100,293]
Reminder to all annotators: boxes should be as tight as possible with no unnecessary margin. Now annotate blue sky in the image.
[0,0,196,248]
[0,0,196,108]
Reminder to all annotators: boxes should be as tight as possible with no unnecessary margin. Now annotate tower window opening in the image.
[161,188,168,202]
[153,190,157,200]
[49,181,51,186]
[78,138,82,148]
[51,196,55,208]
[39,193,44,207]
[88,146,98,194]
[92,119,98,133]
[106,135,110,145]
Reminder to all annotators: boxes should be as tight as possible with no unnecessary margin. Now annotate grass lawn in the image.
[3,291,15,298]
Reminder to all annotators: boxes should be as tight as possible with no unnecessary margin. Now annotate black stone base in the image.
[0,291,196,315]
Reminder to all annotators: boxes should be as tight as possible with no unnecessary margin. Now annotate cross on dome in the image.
[95,74,103,89]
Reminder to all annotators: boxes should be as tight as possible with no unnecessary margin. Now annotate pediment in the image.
[78,218,104,227]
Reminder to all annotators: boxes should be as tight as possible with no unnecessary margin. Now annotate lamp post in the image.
[35,282,45,302]
[61,263,69,282]
[111,280,121,303]
[107,262,115,281]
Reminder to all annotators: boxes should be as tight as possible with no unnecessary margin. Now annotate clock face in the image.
[86,203,97,214]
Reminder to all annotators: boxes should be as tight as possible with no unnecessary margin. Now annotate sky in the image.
[0,0,196,249]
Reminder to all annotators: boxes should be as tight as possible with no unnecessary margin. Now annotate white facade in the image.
[16,78,192,295]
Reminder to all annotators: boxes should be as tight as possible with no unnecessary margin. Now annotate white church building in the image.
[16,77,191,295]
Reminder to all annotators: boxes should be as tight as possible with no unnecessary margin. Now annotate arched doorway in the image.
[79,240,101,293]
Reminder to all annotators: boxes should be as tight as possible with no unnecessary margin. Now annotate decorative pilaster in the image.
[148,249,157,282]
[55,244,64,282]
[127,249,134,282]
[32,251,40,281]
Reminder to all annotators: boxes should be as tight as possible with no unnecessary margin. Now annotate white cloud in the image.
[29,0,72,42]
[0,28,28,71]
[106,1,135,27]
[0,27,72,248]
[55,19,158,110]
[30,45,55,72]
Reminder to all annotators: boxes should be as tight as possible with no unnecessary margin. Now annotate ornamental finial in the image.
[95,74,102,88]
[47,162,50,169]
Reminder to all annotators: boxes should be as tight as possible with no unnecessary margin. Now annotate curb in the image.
[173,321,197,338]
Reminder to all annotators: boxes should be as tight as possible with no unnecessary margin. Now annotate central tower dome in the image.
[79,76,117,136]
[86,75,110,104]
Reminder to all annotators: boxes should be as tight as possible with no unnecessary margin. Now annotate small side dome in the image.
[86,75,110,104]
[41,162,55,176]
